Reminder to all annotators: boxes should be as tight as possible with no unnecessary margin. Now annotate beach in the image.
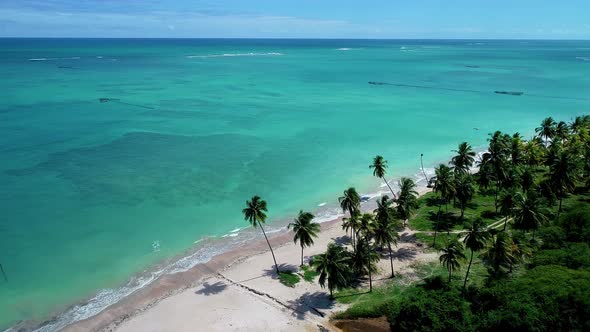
[58,185,435,332]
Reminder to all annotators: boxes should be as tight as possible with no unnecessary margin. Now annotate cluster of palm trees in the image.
[241,115,590,299]
[436,115,590,286]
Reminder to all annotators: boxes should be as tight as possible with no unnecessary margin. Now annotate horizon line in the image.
[1,37,590,41]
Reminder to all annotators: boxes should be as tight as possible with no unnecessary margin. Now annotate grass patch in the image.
[278,271,300,287]
[301,265,319,282]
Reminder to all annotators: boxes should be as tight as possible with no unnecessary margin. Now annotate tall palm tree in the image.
[243,196,279,274]
[555,121,570,143]
[462,219,490,289]
[396,177,419,225]
[570,115,590,134]
[454,173,475,220]
[339,187,361,246]
[498,189,516,230]
[549,150,579,217]
[372,211,400,278]
[481,232,514,278]
[433,164,454,246]
[439,238,466,282]
[451,142,476,173]
[351,235,380,292]
[535,117,556,146]
[481,131,510,212]
[288,210,320,266]
[512,191,549,239]
[523,138,544,167]
[313,243,352,298]
[510,133,524,165]
[370,155,397,199]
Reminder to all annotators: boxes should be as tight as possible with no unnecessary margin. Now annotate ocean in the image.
[0,38,589,330]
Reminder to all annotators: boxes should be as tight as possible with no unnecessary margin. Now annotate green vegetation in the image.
[301,264,319,282]
[288,210,320,266]
[278,270,300,287]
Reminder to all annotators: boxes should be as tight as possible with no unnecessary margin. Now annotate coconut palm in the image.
[535,117,556,146]
[462,219,490,289]
[549,150,579,217]
[439,238,466,282]
[370,155,397,199]
[512,191,549,239]
[510,133,524,165]
[570,115,590,134]
[555,121,570,143]
[313,243,352,298]
[432,164,455,246]
[451,142,476,173]
[523,138,545,167]
[481,232,514,278]
[373,215,400,278]
[520,166,535,191]
[374,195,395,230]
[396,177,419,225]
[339,187,361,246]
[454,173,475,220]
[243,196,279,274]
[481,131,510,212]
[351,237,380,292]
[288,210,320,266]
[498,189,516,230]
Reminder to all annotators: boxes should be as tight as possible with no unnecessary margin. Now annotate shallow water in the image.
[0,38,589,329]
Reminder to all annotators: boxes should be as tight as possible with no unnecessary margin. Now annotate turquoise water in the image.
[0,39,589,329]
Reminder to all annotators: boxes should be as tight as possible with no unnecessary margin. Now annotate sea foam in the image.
[186,52,283,59]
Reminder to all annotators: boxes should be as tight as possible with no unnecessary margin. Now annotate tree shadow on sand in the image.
[288,292,335,320]
[263,263,299,279]
[332,235,352,246]
[393,247,417,261]
[194,281,227,296]
[399,232,417,243]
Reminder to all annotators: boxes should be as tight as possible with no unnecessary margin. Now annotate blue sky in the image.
[1,0,589,39]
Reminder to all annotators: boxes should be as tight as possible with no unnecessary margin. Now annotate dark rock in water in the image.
[494,91,524,96]
[57,65,76,69]
[368,81,386,85]
[465,65,480,68]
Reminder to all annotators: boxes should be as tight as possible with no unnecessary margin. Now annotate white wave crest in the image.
[186,52,283,59]
[576,57,590,62]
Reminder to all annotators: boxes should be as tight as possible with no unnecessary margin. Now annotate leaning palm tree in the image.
[451,142,476,174]
[373,216,400,278]
[439,238,466,282]
[370,155,397,199]
[339,187,361,246]
[535,117,556,147]
[433,164,455,246]
[288,210,320,266]
[313,243,352,298]
[243,196,279,274]
[512,191,549,239]
[462,219,490,289]
[396,177,419,225]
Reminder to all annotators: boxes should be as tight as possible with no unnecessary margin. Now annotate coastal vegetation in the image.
[244,114,590,331]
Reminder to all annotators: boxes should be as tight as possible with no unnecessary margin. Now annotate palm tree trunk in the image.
[503,215,508,231]
[463,250,474,290]
[460,203,465,219]
[433,202,442,247]
[494,182,500,213]
[301,245,304,267]
[558,198,563,220]
[367,236,373,292]
[388,243,394,278]
[420,154,429,185]
[383,176,397,199]
[257,221,279,274]
[448,268,452,283]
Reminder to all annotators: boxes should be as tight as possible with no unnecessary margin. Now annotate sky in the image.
[1,0,589,39]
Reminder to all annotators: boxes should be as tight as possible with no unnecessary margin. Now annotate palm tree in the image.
[288,210,320,266]
[462,219,490,289]
[570,115,590,134]
[535,117,556,146]
[439,238,466,282]
[373,211,400,278]
[481,131,510,212]
[351,236,380,292]
[451,142,476,173]
[510,133,524,165]
[339,187,361,246]
[549,150,579,217]
[396,177,419,225]
[454,173,475,220]
[481,232,514,278]
[512,191,549,240]
[433,164,454,246]
[523,138,544,167]
[498,189,516,230]
[243,196,279,274]
[555,121,570,143]
[313,243,352,298]
[370,155,397,199]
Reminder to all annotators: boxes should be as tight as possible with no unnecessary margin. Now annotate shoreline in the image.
[16,153,451,332]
